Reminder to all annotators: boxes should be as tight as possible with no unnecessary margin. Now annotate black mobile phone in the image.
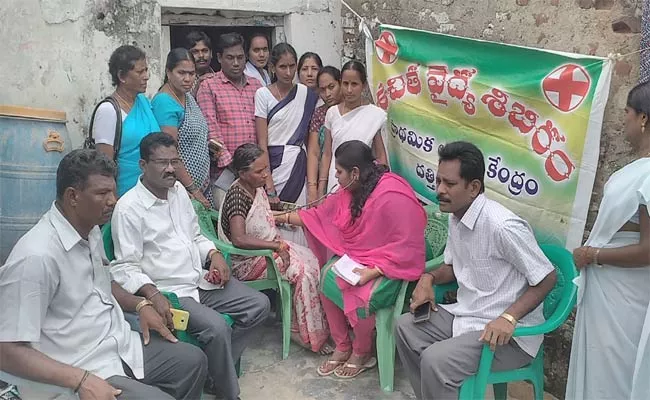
[413,302,432,323]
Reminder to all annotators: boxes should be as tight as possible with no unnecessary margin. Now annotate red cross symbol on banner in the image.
[375,31,399,65]
[542,64,591,113]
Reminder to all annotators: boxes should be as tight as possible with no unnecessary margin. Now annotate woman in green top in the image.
[152,48,212,208]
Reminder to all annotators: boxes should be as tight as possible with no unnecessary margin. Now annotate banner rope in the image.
[340,0,648,65]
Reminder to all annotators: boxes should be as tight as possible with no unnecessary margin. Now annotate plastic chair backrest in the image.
[102,223,115,261]
[539,244,577,319]
[193,201,220,241]
[424,203,449,261]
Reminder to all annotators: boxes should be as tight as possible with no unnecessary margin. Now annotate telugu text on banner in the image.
[366,24,613,249]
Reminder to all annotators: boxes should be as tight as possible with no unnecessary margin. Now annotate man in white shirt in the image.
[395,141,557,400]
[110,132,270,400]
[0,149,207,399]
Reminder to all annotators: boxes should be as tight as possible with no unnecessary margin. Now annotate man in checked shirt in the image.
[197,32,262,207]
[395,141,557,400]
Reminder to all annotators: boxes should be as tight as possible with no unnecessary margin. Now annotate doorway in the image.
[168,25,275,73]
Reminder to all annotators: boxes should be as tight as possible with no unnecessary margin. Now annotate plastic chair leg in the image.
[376,307,395,393]
[493,383,508,400]
[532,379,544,400]
[236,358,242,377]
[280,281,292,360]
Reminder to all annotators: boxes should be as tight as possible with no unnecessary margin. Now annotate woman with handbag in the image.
[89,45,160,197]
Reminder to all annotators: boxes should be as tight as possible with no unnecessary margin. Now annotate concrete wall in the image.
[340,0,642,397]
[0,0,342,148]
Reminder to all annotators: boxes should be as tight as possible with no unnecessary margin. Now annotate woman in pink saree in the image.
[217,143,329,354]
[275,140,426,378]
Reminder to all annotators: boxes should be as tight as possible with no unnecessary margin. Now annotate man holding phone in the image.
[0,150,207,399]
[394,142,557,400]
[110,133,270,400]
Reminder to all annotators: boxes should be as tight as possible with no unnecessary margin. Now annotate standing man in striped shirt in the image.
[197,33,262,207]
[395,141,557,400]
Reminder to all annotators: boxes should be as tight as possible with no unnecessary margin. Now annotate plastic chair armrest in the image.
[212,240,275,257]
[425,254,445,273]
[433,281,458,304]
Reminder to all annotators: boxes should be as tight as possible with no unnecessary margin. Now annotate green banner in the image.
[367,24,612,248]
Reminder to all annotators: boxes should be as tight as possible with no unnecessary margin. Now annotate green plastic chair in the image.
[432,244,577,400]
[101,223,240,376]
[191,201,292,360]
[320,203,449,392]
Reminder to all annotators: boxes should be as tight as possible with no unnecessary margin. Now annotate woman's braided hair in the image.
[334,140,388,222]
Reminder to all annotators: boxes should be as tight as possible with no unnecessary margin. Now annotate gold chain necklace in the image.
[113,91,133,112]
[273,84,293,100]
[167,84,185,106]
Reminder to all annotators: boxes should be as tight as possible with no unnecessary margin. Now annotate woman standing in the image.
[92,45,160,196]
[244,32,271,87]
[275,140,426,378]
[152,48,212,208]
[566,81,650,399]
[218,144,330,354]
[319,61,387,194]
[306,66,342,204]
[255,43,318,246]
[298,52,323,90]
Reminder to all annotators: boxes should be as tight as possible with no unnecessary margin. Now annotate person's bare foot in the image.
[334,353,377,378]
[316,350,351,376]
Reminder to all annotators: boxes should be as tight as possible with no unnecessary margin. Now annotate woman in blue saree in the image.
[93,45,160,196]
[255,43,318,245]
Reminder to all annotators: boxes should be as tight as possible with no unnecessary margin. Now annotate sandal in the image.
[317,359,347,376]
[333,356,377,379]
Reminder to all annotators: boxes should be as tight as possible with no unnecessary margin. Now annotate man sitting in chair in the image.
[395,141,557,400]
[0,149,208,399]
[110,132,270,400]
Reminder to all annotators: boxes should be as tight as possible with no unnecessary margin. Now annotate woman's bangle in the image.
[267,190,278,198]
[74,370,90,393]
[307,181,317,187]
[185,183,198,193]
[318,178,328,182]
[593,247,601,265]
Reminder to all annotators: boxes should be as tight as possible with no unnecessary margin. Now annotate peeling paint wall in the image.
[0,0,342,148]
[341,0,642,397]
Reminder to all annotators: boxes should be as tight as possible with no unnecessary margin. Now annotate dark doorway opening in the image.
[169,25,274,73]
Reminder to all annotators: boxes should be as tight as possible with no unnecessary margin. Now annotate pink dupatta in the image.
[298,173,426,324]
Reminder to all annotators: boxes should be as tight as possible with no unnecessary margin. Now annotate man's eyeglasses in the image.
[149,158,183,168]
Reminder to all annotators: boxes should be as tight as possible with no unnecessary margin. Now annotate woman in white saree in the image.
[566,81,650,400]
[255,43,318,246]
[318,61,388,194]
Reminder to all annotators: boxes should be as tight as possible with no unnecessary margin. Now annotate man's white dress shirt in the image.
[0,203,144,380]
[110,179,216,301]
[440,194,555,357]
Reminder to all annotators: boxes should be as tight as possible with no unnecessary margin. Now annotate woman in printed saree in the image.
[152,48,212,208]
[255,43,318,245]
[275,141,426,379]
[319,61,388,194]
[217,144,330,354]
[306,66,343,205]
[93,45,160,196]
[566,81,650,400]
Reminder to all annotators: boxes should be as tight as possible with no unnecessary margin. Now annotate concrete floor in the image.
[205,317,559,400]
